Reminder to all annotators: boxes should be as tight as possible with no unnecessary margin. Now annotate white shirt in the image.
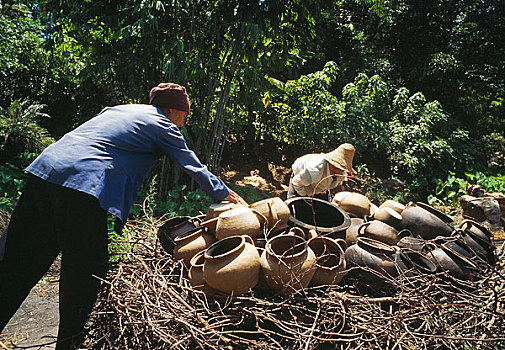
[291,153,346,197]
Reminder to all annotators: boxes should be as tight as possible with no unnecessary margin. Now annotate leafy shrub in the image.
[387,88,472,193]
[0,99,54,167]
[429,171,505,206]
[0,164,25,211]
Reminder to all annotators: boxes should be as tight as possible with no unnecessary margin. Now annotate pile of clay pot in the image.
[157,192,496,296]
[335,191,496,290]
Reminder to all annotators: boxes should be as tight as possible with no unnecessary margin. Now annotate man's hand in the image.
[226,190,248,205]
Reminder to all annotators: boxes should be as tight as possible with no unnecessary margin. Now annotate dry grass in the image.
[83,217,505,350]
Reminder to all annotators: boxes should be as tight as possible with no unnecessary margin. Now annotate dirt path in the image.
[1,259,60,350]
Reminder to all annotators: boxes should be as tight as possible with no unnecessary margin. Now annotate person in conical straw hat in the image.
[287,143,356,201]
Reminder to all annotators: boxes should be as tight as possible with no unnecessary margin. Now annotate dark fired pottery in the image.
[357,220,399,246]
[344,237,398,289]
[401,204,453,240]
[157,216,199,255]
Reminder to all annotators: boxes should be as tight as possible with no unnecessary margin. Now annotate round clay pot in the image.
[250,197,290,231]
[205,202,241,220]
[203,235,261,295]
[379,200,405,214]
[337,192,372,218]
[455,227,495,266]
[260,235,316,294]
[285,197,350,237]
[345,217,365,247]
[344,237,398,288]
[373,206,403,230]
[416,202,453,224]
[395,249,437,276]
[331,191,352,205]
[308,236,346,286]
[357,220,399,246]
[401,205,453,240]
[215,206,264,240]
[188,251,216,294]
[173,227,216,266]
[157,216,199,255]
[458,219,493,243]
[397,234,427,252]
[424,242,477,280]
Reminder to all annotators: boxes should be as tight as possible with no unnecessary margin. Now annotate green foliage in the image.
[429,171,505,206]
[130,177,213,220]
[0,3,81,137]
[388,88,472,189]
[0,99,54,167]
[0,164,25,211]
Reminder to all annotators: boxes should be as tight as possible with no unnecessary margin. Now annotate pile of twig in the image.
[83,222,505,349]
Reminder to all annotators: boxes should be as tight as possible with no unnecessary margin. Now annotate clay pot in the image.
[308,236,346,286]
[250,197,290,231]
[344,237,398,288]
[401,204,453,240]
[214,207,264,240]
[455,227,495,266]
[157,216,199,255]
[260,235,316,294]
[203,235,261,295]
[173,227,216,266]
[373,206,403,230]
[188,251,216,294]
[397,233,428,252]
[357,220,399,246]
[424,242,477,280]
[458,219,493,243]
[332,191,352,205]
[205,202,241,220]
[285,197,350,237]
[416,202,453,224]
[337,192,372,218]
[345,217,365,246]
[379,200,405,214]
[395,249,437,276]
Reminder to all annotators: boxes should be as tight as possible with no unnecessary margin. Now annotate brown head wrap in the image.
[149,83,190,114]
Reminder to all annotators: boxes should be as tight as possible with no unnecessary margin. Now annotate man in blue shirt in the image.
[0,83,246,349]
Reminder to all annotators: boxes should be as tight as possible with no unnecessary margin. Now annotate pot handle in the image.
[243,234,255,246]
[333,238,347,252]
[398,229,415,239]
[356,222,371,237]
[251,208,268,229]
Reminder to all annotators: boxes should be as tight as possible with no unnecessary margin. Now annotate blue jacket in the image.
[26,104,230,229]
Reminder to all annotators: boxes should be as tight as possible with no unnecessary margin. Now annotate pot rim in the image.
[173,226,206,243]
[356,236,396,254]
[204,235,250,260]
[308,236,345,269]
[266,234,308,260]
[190,250,206,268]
[285,197,351,233]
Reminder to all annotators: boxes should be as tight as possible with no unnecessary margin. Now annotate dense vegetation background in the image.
[1,0,504,214]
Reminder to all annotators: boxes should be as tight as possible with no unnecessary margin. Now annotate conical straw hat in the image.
[322,143,356,174]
